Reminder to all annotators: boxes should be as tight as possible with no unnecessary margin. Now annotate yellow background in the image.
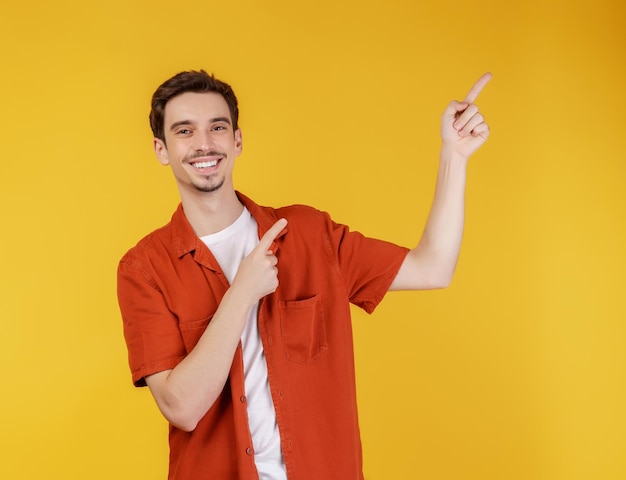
[1,0,624,478]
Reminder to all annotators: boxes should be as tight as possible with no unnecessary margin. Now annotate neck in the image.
[179,187,243,237]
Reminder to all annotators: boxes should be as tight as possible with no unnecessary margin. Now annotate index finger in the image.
[258,218,288,251]
[463,72,492,103]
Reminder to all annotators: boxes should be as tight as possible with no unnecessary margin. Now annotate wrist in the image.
[223,285,258,313]
[440,144,470,168]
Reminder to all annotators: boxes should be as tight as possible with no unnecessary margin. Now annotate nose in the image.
[195,129,215,152]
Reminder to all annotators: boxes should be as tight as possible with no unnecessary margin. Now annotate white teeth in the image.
[193,160,218,169]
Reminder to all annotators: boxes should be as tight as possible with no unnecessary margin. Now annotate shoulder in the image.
[240,192,326,222]
[274,204,342,239]
[119,204,195,265]
[119,222,174,265]
[276,204,328,222]
[117,213,192,288]
[245,195,337,235]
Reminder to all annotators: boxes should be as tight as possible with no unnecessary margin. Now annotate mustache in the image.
[184,150,226,162]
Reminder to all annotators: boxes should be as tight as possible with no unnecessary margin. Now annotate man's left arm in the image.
[390,72,492,291]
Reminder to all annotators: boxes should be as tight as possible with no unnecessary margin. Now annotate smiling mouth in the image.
[188,155,224,172]
[191,159,218,169]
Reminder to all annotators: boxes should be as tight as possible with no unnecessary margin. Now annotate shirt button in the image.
[279,390,284,399]
[246,447,254,455]
[240,395,247,403]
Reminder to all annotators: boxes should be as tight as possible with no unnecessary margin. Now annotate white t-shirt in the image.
[200,207,287,479]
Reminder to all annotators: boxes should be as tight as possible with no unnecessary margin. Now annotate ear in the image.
[234,129,243,156]
[153,138,170,166]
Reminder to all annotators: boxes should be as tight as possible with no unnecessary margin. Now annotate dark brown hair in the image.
[149,70,239,142]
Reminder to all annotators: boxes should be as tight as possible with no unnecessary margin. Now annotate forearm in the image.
[390,146,468,291]
[147,287,254,431]
[416,146,468,283]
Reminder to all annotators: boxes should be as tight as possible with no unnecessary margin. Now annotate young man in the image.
[117,70,491,479]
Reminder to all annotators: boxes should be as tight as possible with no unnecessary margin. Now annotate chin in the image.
[194,178,225,193]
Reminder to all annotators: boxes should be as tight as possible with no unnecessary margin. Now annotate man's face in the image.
[154,92,242,196]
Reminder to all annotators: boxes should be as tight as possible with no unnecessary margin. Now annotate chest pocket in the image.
[279,294,328,365]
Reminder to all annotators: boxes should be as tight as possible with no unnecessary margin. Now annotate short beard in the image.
[193,176,225,193]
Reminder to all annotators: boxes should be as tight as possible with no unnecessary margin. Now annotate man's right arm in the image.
[144,218,287,432]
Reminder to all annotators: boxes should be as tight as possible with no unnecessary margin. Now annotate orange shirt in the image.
[117,192,409,479]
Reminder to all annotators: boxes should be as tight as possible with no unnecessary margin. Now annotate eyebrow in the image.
[169,117,232,131]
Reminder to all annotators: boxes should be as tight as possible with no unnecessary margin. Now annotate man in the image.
[117,69,491,479]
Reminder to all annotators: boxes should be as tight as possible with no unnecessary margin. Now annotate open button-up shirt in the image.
[117,192,409,480]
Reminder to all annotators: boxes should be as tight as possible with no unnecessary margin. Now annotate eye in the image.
[213,125,226,131]
[176,128,191,135]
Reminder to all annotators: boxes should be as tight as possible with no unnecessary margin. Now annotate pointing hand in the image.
[232,218,288,306]
[441,72,492,160]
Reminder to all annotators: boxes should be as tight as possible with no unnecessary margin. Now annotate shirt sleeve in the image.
[322,212,410,314]
[117,256,186,387]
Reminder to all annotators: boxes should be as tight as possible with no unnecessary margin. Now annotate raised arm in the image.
[389,73,491,291]
[145,218,287,431]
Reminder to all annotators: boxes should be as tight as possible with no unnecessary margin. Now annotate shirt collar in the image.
[170,191,288,260]
[238,191,289,254]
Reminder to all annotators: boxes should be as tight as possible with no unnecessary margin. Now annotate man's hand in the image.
[441,72,492,160]
[231,218,287,306]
